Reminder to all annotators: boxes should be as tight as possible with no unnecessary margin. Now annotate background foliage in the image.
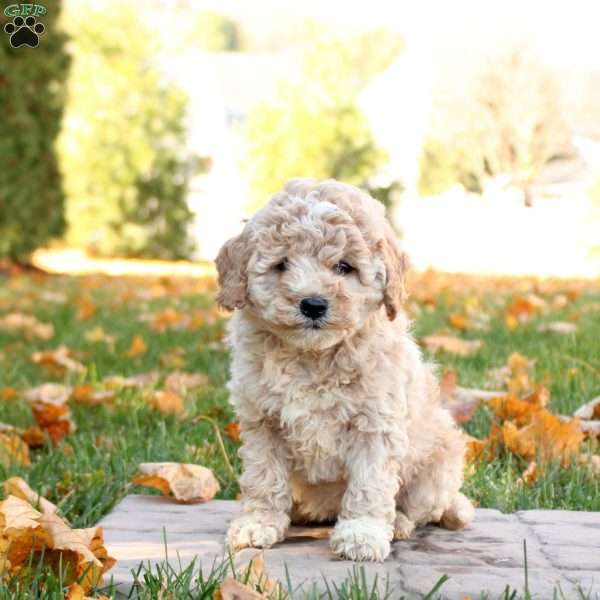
[187,11,241,52]
[244,30,403,209]
[0,0,70,260]
[419,45,571,198]
[59,4,195,259]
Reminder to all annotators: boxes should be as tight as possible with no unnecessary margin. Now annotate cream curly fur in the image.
[216,179,474,562]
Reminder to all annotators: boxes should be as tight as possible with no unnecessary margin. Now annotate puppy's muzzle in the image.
[299,296,328,321]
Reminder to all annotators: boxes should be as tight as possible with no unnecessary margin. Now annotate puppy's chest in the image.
[274,376,357,482]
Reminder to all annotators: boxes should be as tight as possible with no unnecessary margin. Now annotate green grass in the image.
[0,270,599,598]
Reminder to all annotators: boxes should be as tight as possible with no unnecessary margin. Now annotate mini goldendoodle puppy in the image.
[216,178,474,562]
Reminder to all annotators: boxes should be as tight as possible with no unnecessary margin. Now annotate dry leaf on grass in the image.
[132,462,220,503]
[124,335,147,358]
[146,390,184,416]
[159,346,186,369]
[516,461,538,487]
[84,326,115,347]
[25,383,76,444]
[440,370,507,425]
[4,477,58,516]
[146,307,188,332]
[224,422,241,443]
[31,346,85,375]
[1,386,17,401]
[487,389,548,427]
[537,321,577,334]
[486,352,536,396]
[216,578,265,600]
[76,296,96,320]
[558,415,600,438]
[71,384,114,407]
[0,433,30,468]
[21,426,47,448]
[0,312,54,340]
[103,371,159,389]
[463,434,488,465]
[505,294,546,326]
[164,371,209,396]
[65,582,109,600]
[578,454,600,475]
[574,396,600,420]
[501,410,584,465]
[420,334,483,356]
[0,483,115,591]
[227,551,282,598]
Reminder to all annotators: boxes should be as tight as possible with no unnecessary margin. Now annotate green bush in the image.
[0,1,70,260]
[244,30,402,208]
[59,4,195,258]
[419,44,571,197]
[187,11,241,52]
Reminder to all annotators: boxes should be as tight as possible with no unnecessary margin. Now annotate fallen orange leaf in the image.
[217,578,265,600]
[0,433,30,468]
[147,390,184,416]
[487,393,545,427]
[71,384,114,407]
[0,484,115,591]
[132,462,220,503]
[0,312,54,340]
[25,383,76,444]
[448,313,470,331]
[538,321,577,334]
[420,334,483,357]
[463,434,487,465]
[76,296,97,320]
[164,371,209,396]
[574,396,600,420]
[501,410,584,465]
[517,461,538,487]
[31,346,85,375]
[1,387,17,401]
[224,422,241,443]
[124,335,147,358]
[3,477,58,516]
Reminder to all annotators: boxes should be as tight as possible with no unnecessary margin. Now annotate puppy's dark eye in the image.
[274,258,288,272]
[335,261,354,275]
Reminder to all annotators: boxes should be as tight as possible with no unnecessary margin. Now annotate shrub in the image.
[0,0,70,261]
[59,3,195,258]
[187,11,241,52]
[244,30,402,208]
[419,44,571,197]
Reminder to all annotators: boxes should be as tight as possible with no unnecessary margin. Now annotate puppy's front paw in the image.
[226,512,289,551]
[330,517,393,562]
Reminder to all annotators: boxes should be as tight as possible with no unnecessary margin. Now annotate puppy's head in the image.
[216,178,408,350]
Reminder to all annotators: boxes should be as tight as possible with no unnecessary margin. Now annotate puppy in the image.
[215,179,474,562]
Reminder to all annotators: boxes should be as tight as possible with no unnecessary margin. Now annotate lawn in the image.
[0,267,599,598]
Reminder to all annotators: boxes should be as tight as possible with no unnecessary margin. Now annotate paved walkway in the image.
[99,496,600,599]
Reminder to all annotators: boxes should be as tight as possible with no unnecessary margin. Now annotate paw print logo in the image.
[4,15,45,48]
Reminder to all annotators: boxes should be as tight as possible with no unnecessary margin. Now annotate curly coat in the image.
[216,179,473,562]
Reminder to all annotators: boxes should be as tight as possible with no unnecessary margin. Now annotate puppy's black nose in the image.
[300,296,328,320]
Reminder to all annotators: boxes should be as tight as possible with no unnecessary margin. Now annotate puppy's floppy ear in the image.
[379,224,410,321]
[215,232,250,311]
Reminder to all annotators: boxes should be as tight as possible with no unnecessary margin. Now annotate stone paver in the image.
[98,496,600,598]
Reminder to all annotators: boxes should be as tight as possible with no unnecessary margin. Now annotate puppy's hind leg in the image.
[440,491,474,531]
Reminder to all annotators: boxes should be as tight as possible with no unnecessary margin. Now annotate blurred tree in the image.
[59,3,195,258]
[0,0,70,261]
[187,11,241,52]
[419,44,571,200]
[244,29,403,208]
